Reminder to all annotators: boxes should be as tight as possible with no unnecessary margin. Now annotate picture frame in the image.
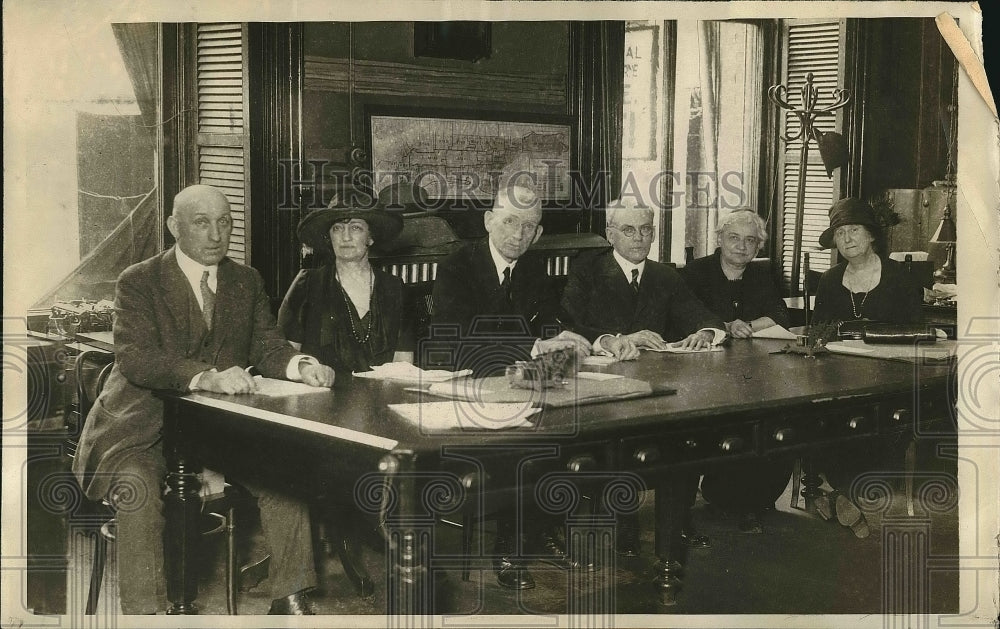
[367,108,574,203]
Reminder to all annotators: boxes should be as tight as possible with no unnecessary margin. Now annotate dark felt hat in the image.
[818,197,882,249]
[297,193,403,255]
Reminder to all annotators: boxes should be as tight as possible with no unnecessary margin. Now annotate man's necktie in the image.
[200,270,216,330]
[501,266,512,303]
[630,268,640,294]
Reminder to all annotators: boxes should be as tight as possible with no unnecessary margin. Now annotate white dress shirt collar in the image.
[612,250,646,283]
[487,238,518,285]
[174,245,217,309]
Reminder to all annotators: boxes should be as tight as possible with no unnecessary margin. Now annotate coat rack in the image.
[768,72,851,295]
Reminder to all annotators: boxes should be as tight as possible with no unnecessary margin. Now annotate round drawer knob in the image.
[892,409,911,422]
[773,428,795,443]
[848,416,863,430]
[633,447,660,464]
[719,437,744,453]
[684,439,698,449]
[566,455,596,473]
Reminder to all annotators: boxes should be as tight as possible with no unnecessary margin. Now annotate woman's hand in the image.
[726,319,755,339]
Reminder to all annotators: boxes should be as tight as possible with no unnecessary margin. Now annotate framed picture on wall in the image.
[367,109,574,203]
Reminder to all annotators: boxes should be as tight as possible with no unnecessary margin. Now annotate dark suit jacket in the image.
[430,239,563,373]
[72,247,299,500]
[561,248,724,342]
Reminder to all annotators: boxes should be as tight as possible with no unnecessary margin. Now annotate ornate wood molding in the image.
[304,56,567,107]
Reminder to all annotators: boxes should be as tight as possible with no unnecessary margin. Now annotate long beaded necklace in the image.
[849,290,870,319]
[846,264,878,319]
[336,267,375,344]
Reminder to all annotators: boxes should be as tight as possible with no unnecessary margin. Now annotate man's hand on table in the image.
[299,362,336,388]
[599,334,640,361]
[536,330,592,363]
[197,366,259,395]
[675,329,716,351]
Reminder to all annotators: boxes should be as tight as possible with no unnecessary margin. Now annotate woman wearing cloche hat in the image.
[810,197,922,539]
[812,197,921,325]
[277,189,412,375]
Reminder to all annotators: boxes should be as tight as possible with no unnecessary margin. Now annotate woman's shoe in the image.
[814,491,838,521]
[834,493,870,538]
[738,511,764,534]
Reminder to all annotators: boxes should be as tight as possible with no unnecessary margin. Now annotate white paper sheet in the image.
[576,371,625,381]
[353,362,473,383]
[251,377,330,397]
[646,343,724,353]
[388,401,539,431]
[751,325,799,340]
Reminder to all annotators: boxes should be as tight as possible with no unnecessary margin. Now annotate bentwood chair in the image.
[66,350,242,615]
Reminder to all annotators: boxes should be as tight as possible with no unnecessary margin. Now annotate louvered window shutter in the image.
[195,23,250,264]
[778,19,846,287]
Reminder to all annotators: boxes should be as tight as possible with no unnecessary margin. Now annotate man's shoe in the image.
[616,528,641,557]
[528,531,578,570]
[680,529,711,549]
[493,556,535,590]
[268,589,316,615]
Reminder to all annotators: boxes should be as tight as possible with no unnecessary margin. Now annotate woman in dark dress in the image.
[812,198,921,325]
[682,209,793,533]
[278,191,410,377]
[810,198,922,537]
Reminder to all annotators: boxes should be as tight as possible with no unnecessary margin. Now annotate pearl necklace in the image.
[336,268,374,344]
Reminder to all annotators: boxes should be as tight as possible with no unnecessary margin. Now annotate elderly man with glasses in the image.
[560,198,725,556]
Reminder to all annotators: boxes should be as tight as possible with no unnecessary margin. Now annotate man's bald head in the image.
[167,184,233,266]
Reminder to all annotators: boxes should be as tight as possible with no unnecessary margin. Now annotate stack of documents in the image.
[353,362,473,384]
[389,401,539,431]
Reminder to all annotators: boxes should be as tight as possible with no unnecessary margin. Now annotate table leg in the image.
[653,474,687,606]
[163,401,202,615]
[384,451,432,616]
[799,456,824,509]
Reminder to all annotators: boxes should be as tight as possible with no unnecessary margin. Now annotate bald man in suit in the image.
[72,185,335,614]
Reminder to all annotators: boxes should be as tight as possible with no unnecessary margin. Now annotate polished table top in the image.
[173,338,954,457]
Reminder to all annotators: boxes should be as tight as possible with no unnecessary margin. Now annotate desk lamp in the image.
[930,205,956,283]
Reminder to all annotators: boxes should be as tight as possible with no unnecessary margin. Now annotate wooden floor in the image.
[70,436,959,620]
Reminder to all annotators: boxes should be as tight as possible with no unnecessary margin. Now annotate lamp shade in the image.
[930,214,957,243]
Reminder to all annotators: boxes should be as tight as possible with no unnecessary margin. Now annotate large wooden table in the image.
[159,338,954,615]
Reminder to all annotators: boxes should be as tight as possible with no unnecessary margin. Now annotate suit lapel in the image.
[473,240,505,303]
[212,258,241,349]
[634,259,658,320]
[161,248,197,346]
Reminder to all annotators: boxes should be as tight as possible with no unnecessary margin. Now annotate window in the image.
[669,20,767,264]
[191,23,250,264]
[18,22,159,312]
[777,19,847,288]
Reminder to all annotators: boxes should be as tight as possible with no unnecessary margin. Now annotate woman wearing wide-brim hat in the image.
[812,197,921,325]
[277,195,413,375]
[810,197,922,539]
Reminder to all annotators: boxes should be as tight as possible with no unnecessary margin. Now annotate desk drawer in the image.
[762,404,878,453]
[879,389,953,432]
[620,422,757,469]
